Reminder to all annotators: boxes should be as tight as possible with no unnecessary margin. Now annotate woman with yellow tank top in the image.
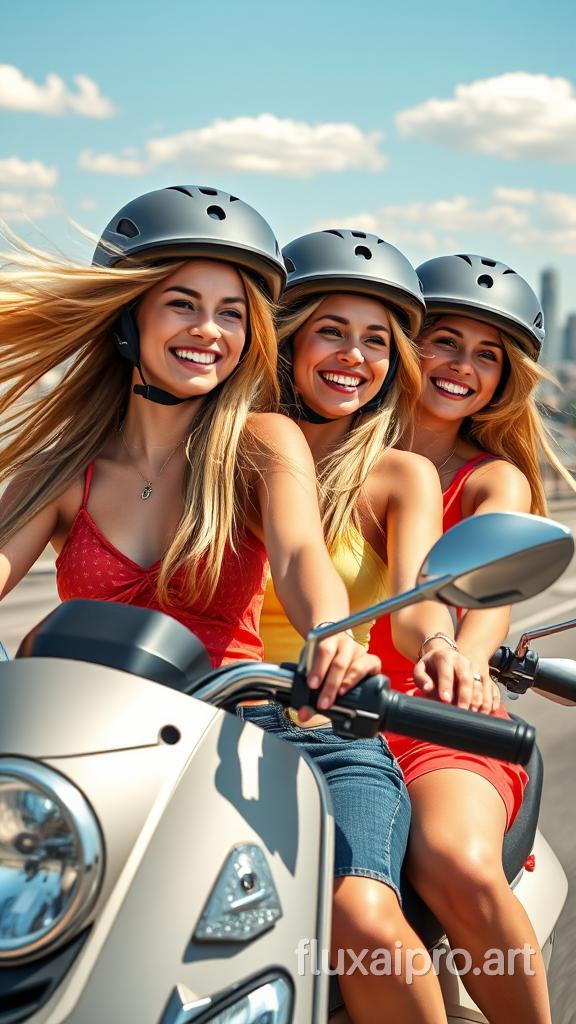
[245,229,478,1024]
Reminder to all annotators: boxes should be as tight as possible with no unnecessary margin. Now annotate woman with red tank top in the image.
[369,255,576,1024]
[0,186,380,697]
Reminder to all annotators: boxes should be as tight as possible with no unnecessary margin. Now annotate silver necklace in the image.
[119,429,184,501]
[433,446,457,474]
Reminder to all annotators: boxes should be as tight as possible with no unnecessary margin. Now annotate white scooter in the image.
[0,512,573,1024]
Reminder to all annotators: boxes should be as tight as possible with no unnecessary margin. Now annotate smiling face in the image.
[135,260,248,398]
[291,293,392,419]
[417,314,506,423]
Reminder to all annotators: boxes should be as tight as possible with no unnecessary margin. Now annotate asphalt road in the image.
[1,507,575,1023]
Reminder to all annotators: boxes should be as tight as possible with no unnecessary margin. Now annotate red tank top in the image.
[369,454,494,689]
[56,464,269,667]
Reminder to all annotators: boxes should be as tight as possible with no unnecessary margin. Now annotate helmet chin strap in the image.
[132,362,193,406]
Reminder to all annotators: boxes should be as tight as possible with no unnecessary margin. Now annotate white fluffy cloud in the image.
[313,195,529,252]
[78,150,147,176]
[0,191,59,221]
[0,157,57,188]
[77,113,386,178]
[0,65,115,118]
[396,73,576,162]
[312,188,576,256]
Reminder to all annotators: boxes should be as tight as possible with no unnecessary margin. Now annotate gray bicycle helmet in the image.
[93,185,286,301]
[92,186,285,406]
[417,254,544,360]
[282,229,425,337]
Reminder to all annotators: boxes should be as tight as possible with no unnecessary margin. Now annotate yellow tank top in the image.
[260,526,389,665]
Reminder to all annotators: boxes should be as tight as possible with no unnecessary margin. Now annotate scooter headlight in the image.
[206,977,291,1022]
[0,759,104,960]
[164,976,292,1023]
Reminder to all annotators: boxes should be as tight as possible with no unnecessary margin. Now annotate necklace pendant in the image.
[141,483,153,501]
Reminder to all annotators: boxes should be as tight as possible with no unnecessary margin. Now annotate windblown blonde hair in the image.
[278,296,422,552]
[418,316,576,516]
[0,238,280,607]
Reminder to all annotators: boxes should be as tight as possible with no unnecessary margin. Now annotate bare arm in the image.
[0,478,60,599]
[251,414,380,705]
[454,461,532,711]
[383,451,474,706]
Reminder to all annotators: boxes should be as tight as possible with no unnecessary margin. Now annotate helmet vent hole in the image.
[418,279,424,292]
[115,218,139,238]
[207,205,226,221]
[377,238,385,244]
[325,229,344,238]
[481,258,496,267]
[352,231,366,239]
[354,245,372,260]
[477,274,493,288]
[285,257,296,273]
[534,313,543,328]
[230,195,239,202]
[167,186,193,196]
[503,268,516,275]
[456,254,473,266]
[199,187,218,196]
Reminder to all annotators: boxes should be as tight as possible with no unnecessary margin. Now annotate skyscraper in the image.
[564,314,576,362]
[540,268,561,365]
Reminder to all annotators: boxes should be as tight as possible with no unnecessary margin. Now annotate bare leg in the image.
[332,876,448,1023]
[406,770,551,1024]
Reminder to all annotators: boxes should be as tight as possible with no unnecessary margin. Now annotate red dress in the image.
[56,463,269,667]
[368,454,528,828]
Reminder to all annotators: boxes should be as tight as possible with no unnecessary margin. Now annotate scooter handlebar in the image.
[532,659,576,702]
[379,689,534,765]
[290,672,535,764]
[490,646,576,704]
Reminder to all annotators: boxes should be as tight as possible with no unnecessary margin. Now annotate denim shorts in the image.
[236,703,411,902]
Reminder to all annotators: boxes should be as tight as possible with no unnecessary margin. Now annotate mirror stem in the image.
[298,575,452,676]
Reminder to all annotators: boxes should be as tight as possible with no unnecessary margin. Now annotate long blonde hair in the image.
[419,316,576,516]
[0,239,279,607]
[277,296,422,551]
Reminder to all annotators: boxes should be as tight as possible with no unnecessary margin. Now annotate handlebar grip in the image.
[534,659,576,703]
[381,691,535,765]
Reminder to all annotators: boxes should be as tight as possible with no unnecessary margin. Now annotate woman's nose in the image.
[188,318,220,340]
[337,343,363,364]
[448,349,473,373]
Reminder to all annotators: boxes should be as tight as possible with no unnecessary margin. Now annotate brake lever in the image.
[491,646,539,695]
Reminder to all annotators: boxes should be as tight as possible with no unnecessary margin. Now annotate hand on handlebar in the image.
[414,648,501,713]
[299,634,381,722]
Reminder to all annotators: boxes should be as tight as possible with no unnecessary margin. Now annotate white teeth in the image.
[174,349,217,364]
[433,378,471,396]
[321,372,364,388]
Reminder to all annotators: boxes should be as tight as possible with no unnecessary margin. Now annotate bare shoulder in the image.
[247,412,312,465]
[0,458,85,529]
[371,448,439,493]
[464,457,532,514]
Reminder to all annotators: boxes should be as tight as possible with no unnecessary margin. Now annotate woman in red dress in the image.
[370,254,576,1024]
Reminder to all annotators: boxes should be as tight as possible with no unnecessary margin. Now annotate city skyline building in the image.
[564,314,576,363]
[540,268,561,366]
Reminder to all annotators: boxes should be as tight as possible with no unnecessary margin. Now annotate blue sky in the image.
[3,0,576,331]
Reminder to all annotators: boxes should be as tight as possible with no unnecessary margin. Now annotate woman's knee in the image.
[333,876,410,952]
[407,837,508,922]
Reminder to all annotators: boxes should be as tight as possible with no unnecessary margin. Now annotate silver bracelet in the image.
[314,621,356,640]
[419,632,458,659]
